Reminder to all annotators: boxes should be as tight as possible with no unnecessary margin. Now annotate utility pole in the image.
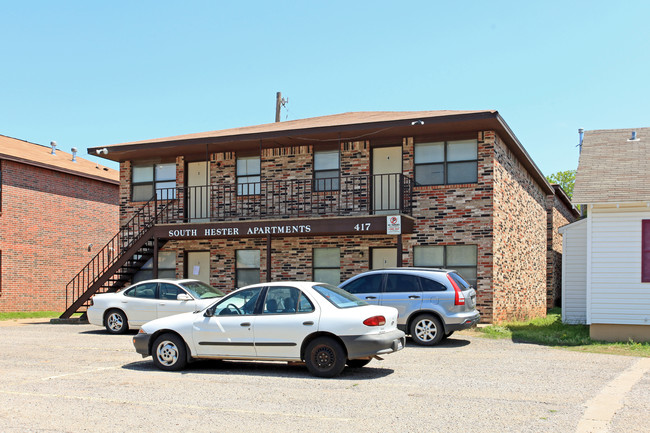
[275,92,288,122]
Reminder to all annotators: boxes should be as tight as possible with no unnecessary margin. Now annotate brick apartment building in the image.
[62,110,576,323]
[0,135,119,312]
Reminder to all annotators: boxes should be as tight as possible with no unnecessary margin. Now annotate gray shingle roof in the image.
[573,128,650,203]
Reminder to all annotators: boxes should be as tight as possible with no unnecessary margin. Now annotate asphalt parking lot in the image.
[1,320,649,433]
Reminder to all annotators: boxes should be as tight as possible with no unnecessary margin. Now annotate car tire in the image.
[104,309,128,334]
[346,359,371,369]
[152,334,188,371]
[410,314,444,346]
[305,337,346,378]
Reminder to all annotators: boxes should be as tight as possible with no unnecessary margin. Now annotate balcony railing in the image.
[152,173,413,224]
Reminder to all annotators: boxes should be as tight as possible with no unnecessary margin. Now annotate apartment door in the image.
[186,251,211,285]
[372,248,397,269]
[372,146,402,214]
[187,161,210,221]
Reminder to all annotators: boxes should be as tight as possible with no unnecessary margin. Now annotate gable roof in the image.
[88,109,553,194]
[573,128,650,204]
[0,134,119,184]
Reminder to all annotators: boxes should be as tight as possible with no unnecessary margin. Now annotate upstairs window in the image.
[237,156,261,195]
[132,163,176,201]
[414,139,478,186]
[314,149,340,191]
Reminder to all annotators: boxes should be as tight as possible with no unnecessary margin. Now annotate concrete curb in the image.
[49,317,89,325]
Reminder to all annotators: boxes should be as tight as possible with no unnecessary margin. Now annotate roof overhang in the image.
[88,110,553,194]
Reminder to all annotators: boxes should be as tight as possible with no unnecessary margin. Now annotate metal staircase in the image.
[59,196,173,319]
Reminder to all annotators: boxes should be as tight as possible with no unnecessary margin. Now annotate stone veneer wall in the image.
[492,132,548,322]
[546,192,578,308]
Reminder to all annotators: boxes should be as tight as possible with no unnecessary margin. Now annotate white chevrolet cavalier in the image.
[133,282,406,377]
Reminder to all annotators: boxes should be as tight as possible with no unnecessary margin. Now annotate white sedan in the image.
[133,282,406,377]
[87,279,225,334]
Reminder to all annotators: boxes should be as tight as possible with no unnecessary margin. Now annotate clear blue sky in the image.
[2,1,649,175]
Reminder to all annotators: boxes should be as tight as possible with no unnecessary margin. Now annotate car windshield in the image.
[179,281,225,299]
[312,284,368,309]
[449,272,471,290]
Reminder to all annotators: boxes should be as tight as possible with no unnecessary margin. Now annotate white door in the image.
[187,251,211,285]
[372,248,397,269]
[372,147,402,214]
[187,161,210,221]
[253,286,319,359]
[121,282,159,326]
[192,287,259,357]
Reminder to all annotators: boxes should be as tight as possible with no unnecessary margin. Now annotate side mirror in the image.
[177,293,192,301]
[204,308,214,318]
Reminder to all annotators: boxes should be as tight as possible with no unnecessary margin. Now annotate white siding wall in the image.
[590,207,650,325]
[561,220,587,324]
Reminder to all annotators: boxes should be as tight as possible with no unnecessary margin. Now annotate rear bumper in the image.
[444,312,481,332]
[133,333,152,357]
[86,307,103,327]
[340,329,406,359]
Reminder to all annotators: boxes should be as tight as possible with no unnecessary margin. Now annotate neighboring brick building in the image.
[546,185,580,309]
[65,110,576,323]
[0,135,119,312]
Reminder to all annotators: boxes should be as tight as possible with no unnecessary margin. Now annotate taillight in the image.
[447,274,465,306]
[363,315,386,326]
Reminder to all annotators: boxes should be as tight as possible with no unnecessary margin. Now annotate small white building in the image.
[563,128,650,342]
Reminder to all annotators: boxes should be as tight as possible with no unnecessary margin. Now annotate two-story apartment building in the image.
[61,110,575,323]
[0,135,119,312]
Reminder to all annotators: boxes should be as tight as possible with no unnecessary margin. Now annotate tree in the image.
[546,170,576,198]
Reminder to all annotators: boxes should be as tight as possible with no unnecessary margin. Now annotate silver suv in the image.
[340,268,480,345]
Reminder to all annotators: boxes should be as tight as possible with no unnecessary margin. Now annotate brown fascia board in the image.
[551,184,580,217]
[0,153,120,185]
[89,110,552,194]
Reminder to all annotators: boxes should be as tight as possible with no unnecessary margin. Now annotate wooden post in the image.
[266,234,272,282]
[275,92,282,123]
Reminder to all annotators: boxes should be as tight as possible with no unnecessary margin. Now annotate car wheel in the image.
[305,337,346,378]
[104,309,128,334]
[410,314,444,346]
[442,331,455,340]
[152,334,188,371]
[346,359,371,368]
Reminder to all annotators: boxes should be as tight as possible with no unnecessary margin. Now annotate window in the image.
[385,274,420,293]
[419,277,447,292]
[213,287,260,316]
[236,250,260,288]
[414,245,478,287]
[133,251,176,283]
[237,156,261,195]
[314,149,340,191]
[159,283,187,300]
[132,163,176,201]
[124,282,157,299]
[342,274,383,295]
[313,248,340,285]
[641,220,650,283]
[263,286,314,314]
[414,139,478,186]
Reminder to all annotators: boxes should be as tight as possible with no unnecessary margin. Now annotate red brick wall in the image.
[492,133,548,322]
[0,159,119,312]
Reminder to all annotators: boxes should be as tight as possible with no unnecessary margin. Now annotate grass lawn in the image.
[0,311,81,321]
[473,308,650,357]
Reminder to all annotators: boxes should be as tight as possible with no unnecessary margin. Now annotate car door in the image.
[156,282,198,318]
[121,282,159,326]
[253,286,319,359]
[339,273,384,305]
[192,287,260,358]
[380,273,422,324]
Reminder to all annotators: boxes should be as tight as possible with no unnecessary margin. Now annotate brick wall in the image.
[0,159,119,312]
[492,133,548,322]
[546,191,578,308]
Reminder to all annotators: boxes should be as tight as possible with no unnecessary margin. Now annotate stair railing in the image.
[63,193,176,314]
